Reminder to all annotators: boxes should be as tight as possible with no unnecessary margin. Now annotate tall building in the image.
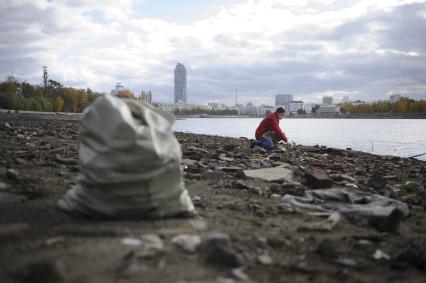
[322,96,333,105]
[174,63,187,103]
[141,90,152,103]
[275,94,293,111]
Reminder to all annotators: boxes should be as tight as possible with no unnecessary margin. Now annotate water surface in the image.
[175,118,426,160]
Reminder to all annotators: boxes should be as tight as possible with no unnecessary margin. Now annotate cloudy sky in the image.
[1,0,425,105]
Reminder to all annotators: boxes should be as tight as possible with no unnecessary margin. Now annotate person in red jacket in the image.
[251,107,288,149]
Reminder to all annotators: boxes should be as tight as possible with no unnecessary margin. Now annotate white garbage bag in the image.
[58,95,195,218]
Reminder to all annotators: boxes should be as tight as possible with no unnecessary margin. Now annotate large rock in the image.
[243,167,294,182]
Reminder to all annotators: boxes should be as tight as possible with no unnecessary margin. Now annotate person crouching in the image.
[251,107,288,149]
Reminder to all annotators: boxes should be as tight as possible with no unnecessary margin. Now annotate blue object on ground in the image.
[259,137,274,149]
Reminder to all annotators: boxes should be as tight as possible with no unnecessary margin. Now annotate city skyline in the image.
[1,0,425,105]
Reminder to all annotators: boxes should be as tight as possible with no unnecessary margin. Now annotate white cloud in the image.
[0,0,425,104]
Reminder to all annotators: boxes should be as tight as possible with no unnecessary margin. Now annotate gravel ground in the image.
[0,112,425,283]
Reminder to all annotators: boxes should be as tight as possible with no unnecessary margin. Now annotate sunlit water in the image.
[174,118,426,160]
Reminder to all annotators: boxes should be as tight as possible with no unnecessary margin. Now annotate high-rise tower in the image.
[174,63,187,103]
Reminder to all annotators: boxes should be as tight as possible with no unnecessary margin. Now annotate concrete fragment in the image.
[243,167,294,182]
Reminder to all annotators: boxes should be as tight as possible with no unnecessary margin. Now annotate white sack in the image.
[58,95,195,218]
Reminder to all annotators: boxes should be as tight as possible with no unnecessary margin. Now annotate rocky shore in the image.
[0,112,425,283]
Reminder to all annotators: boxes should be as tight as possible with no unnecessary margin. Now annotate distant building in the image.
[141,90,152,103]
[322,96,333,105]
[257,105,274,116]
[208,102,227,110]
[174,63,187,103]
[303,103,314,114]
[275,94,293,111]
[289,101,304,113]
[390,94,401,103]
[110,83,124,96]
[318,105,340,116]
[156,102,208,113]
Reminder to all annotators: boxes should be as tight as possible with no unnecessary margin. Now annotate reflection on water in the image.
[175,118,426,160]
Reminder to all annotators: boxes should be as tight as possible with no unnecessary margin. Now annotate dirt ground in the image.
[0,112,425,283]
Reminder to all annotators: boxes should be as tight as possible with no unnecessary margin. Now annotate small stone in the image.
[219,156,234,162]
[134,234,164,258]
[257,254,273,265]
[345,183,358,189]
[270,194,282,199]
[373,249,391,260]
[298,213,341,232]
[6,169,18,180]
[45,236,65,246]
[121,238,142,246]
[172,234,201,253]
[201,232,241,267]
[231,268,250,281]
[336,257,357,267]
[182,159,198,166]
[0,182,8,191]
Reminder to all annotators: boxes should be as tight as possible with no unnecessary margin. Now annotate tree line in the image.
[341,97,426,114]
[0,76,104,112]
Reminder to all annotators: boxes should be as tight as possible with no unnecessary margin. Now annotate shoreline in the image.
[2,108,425,119]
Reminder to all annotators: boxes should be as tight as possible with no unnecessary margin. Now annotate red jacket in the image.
[255,112,288,142]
